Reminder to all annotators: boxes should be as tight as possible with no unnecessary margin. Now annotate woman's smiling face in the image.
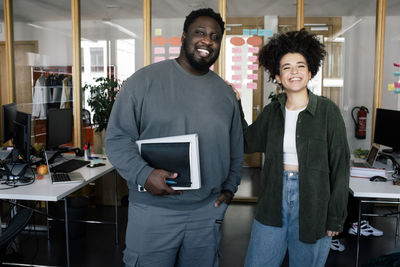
[275,52,311,93]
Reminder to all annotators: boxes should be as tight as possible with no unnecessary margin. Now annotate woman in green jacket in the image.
[233,29,350,267]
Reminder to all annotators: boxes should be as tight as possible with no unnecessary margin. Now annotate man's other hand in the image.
[144,169,181,196]
[214,190,234,207]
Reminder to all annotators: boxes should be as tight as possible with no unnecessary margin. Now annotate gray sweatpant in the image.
[123,200,228,267]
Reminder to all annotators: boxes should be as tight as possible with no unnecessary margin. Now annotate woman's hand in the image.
[326,230,339,237]
[226,80,240,100]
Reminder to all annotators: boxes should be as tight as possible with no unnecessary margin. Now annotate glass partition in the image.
[11,0,72,148]
[226,0,296,197]
[382,0,400,111]
[305,2,377,152]
[81,0,142,130]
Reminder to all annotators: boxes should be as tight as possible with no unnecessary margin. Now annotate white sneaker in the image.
[348,220,384,236]
[330,239,345,251]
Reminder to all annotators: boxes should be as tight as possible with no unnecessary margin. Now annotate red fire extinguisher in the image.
[351,106,369,139]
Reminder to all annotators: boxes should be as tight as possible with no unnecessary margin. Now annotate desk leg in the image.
[46,201,50,240]
[356,199,361,267]
[114,170,119,245]
[64,198,70,267]
[396,203,400,245]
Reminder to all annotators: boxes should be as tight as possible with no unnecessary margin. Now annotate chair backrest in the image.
[0,208,34,261]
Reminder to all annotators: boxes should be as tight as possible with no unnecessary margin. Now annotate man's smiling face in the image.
[181,16,222,73]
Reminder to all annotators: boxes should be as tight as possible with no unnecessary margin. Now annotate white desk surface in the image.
[350,177,400,199]
[0,155,115,202]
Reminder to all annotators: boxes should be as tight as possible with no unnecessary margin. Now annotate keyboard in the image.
[51,159,90,173]
[51,173,71,183]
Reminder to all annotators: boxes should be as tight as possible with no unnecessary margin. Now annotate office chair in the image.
[0,207,34,263]
[82,109,91,127]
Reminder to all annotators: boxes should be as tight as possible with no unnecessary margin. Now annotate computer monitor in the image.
[374,108,400,153]
[46,108,73,150]
[13,111,32,162]
[1,103,17,144]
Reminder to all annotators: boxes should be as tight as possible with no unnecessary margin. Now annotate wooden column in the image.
[218,0,226,79]
[143,0,151,66]
[71,0,82,148]
[3,0,15,103]
[296,0,304,30]
[372,0,386,142]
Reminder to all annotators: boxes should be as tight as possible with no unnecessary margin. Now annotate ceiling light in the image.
[310,26,328,31]
[106,5,120,9]
[102,20,139,39]
[226,24,243,27]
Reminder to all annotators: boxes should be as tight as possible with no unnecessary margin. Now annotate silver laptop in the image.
[353,144,380,168]
[44,151,84,184]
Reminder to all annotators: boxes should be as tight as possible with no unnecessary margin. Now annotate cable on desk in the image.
[0,165,36,189]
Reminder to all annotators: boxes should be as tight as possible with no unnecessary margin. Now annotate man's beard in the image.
[183,39,219,72]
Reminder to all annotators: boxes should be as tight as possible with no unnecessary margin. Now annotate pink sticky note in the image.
[247,83,257,89]
[169,56,177,59]
[154,47,165,54]
[232,56,242,62]
[169,46,180,54]
[233,83,242,89]
[232,47,242,53]
[232,65,242,71]
[248,56,258,62]
[248,64,258,70]
[154,56,166,63]
[232,74,242,81]
[395,82,400,88]
[247,74,258,80]
[248,47,259,53]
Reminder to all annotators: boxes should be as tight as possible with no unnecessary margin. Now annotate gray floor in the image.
[2,167,400,266]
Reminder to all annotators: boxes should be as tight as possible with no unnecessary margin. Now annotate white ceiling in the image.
[1,0,400,23]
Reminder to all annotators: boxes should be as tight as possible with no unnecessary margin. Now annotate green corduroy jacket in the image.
[240,90,350,244]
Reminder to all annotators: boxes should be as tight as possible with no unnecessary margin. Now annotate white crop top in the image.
[283,106,306,165]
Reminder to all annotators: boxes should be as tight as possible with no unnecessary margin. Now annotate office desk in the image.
[350,177,400,267]
[0,156,117,267]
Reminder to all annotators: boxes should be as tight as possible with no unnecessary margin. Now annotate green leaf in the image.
[83,77,122,132]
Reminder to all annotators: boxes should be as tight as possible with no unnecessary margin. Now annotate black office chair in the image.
[0,208,34,263]
[82,109,91,127]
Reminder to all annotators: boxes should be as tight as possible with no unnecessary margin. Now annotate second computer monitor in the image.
[374,108,400,153]
[1,103,17,144]
[46,108,73,150]
[13,111,32,162]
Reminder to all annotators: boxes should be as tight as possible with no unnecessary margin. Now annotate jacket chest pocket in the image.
[306,138,329,173]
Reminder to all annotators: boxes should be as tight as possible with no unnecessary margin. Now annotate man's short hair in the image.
[183,8,225,34]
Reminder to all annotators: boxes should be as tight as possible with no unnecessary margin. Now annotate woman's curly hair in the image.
[258,29,326,82]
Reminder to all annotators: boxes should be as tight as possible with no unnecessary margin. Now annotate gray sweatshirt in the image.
[105,60,243,210]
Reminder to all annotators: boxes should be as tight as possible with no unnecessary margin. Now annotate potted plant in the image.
[83,77,121,153]
[83,77,121,132]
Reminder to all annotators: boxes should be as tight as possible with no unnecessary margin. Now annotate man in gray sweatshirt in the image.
[105,8,243,267]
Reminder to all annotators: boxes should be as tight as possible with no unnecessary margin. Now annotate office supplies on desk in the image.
[136,134,201,190]
[44,151,84,184]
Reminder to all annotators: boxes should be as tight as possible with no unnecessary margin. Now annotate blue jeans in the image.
[244,171,331,267]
